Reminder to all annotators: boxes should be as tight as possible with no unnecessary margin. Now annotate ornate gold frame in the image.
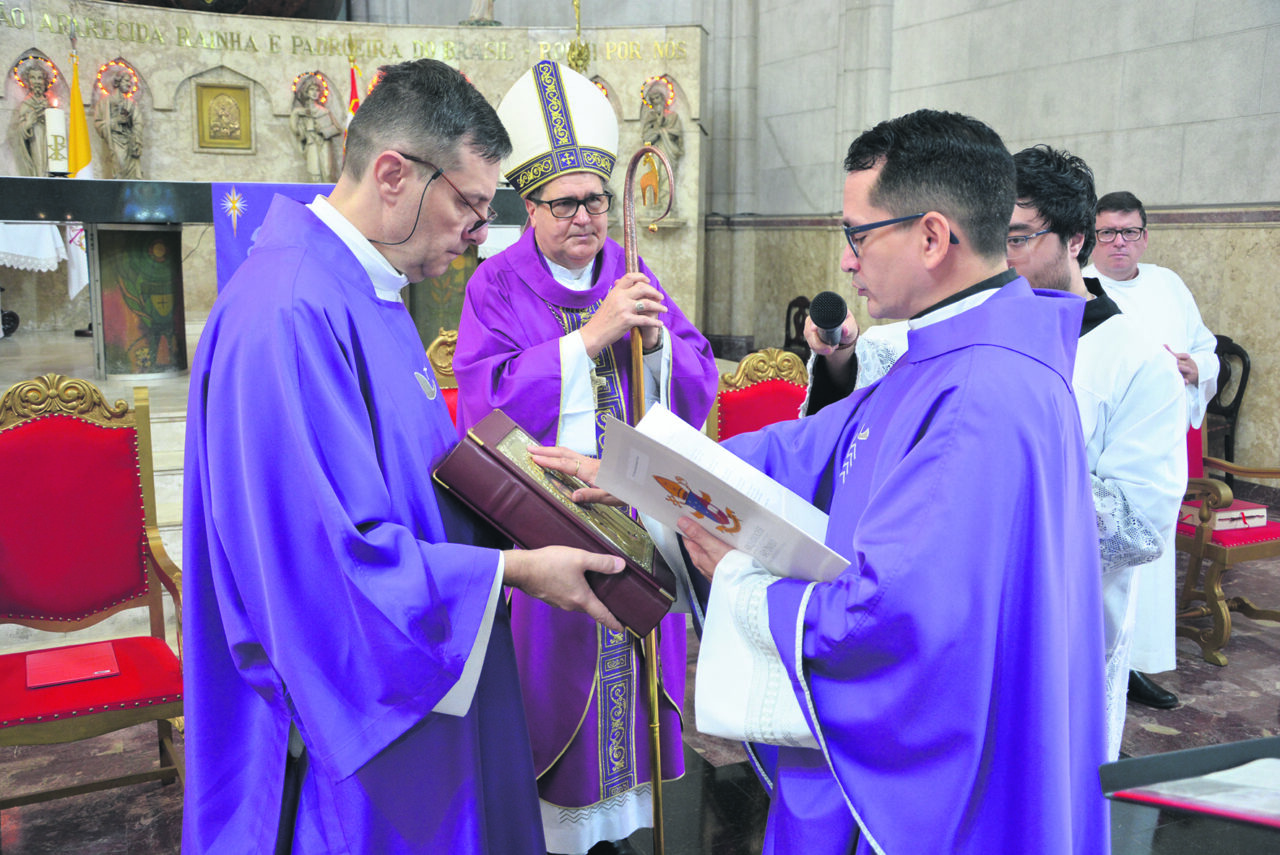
[195,83,253,152]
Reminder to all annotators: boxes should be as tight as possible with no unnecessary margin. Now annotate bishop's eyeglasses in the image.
[528,192,615,219]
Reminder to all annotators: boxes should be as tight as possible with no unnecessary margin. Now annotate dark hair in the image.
[844,109,1015,259]
[1096,190,1147,228]
[342,59,511,179]
[1013,145,1097,265]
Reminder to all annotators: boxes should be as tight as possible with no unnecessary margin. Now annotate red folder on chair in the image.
[25,641,120,689]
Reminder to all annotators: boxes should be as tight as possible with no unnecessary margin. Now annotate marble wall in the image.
[1,0,705,326]
[706,207,1280,474]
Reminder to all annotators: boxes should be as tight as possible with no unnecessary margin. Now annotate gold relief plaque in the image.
[196,84,253,151]
[494,428,657,574]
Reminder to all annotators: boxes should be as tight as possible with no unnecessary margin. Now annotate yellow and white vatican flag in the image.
[64,51,93,299]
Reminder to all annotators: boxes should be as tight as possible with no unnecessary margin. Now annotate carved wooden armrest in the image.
[1203,455,1280,482]
[146,526,183,662]
[1183,476,1234,524]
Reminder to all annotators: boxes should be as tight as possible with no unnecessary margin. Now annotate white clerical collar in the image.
[544,253,595,292]
[307,195,409,302]
[908,287,998,331]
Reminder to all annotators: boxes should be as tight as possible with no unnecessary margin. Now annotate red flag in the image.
[347,62,361,126]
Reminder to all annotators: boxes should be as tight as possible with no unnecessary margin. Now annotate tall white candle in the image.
[45,107,69,174]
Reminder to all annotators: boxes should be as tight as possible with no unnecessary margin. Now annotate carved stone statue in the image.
[12,60,52,177]
[94,67,144,179]
[639,78,683,208]
[640,78,684,166]
[461,0,499,25]
[289,74,341,183]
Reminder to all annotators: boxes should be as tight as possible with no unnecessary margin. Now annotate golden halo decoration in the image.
[11,56,58,92]
[96,60,140,99]
[641,75,675,111]
[292,71,330,105]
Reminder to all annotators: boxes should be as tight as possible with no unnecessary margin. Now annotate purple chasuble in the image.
[183,196,544,854]
[724,280,1110,855]
[453,227,717,812]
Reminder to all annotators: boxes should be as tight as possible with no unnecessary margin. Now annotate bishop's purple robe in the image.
[453,227,717,839]
[183,196,544,854]
[720,280,1110,854]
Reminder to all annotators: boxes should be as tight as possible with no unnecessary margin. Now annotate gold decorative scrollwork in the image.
[426,328,458,387]
[721,347,808,390]
[0,374,131,430]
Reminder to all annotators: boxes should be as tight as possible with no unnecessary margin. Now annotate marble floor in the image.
[3,328,1280,852]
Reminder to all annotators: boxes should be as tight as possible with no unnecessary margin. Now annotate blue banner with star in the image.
[213,182,332,292]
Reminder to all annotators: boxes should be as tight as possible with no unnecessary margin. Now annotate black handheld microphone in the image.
[809,291,848,347]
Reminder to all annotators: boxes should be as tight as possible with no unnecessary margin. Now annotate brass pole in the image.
[622,144,673,855]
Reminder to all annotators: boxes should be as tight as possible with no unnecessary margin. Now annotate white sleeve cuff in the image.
[558,331,600,454]
[433,553,504,717]
[695,550,818,747]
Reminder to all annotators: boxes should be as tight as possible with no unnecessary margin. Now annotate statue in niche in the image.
[638,76,683,209]
[289,73,341,183]
[11,59,53,177]
[461,0,499,25]
[94,63,144,179]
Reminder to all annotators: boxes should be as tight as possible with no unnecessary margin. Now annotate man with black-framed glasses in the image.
[184,59,628,855]
[454,60,717,855]
[679,110,1109,854]
[1083,190,1218,712]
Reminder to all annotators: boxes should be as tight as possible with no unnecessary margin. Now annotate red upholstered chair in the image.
[427,327,460,425]
[0,374,183,810]
[1176,425,1280,665]
[707,347,808,442]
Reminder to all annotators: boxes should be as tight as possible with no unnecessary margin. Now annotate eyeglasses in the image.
[397,152,498,234]
[528,192,614,219]
[843,212,960,258]
[1005,228,1053,253]
[1095,227,1145,243]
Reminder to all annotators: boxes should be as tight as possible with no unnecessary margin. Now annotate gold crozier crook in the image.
[621,142,674,855]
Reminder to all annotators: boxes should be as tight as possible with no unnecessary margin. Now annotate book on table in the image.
[1180,498,1268,530]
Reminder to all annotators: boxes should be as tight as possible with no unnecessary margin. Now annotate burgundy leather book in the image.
[434,409,677,636]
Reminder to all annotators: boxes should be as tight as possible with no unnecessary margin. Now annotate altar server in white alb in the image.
[1009,146,1187,757]
[1084,190,1218,710]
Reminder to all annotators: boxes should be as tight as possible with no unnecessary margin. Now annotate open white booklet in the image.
[596,405,847,582]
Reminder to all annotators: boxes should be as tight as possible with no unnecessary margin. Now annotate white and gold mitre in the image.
[497,60,618,197]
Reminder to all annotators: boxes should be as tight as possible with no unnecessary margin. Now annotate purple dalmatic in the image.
[184,197,544,854]
[454,227,717,843]
[719,280,1111,854]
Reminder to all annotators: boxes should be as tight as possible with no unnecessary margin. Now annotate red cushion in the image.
[0,637,181,728]
[1176,518,1280,547]
[442,387,459,425]
[717,379,806,441]
[0,415,148,621]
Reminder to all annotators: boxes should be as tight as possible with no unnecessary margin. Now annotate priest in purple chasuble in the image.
[183,60,628,855]
[453,61,718,854]
[679,111,1111,854]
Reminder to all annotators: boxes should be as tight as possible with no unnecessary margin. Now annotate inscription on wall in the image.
[0,6,688,65]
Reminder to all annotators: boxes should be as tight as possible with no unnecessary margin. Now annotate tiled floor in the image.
[3,329,1280,853]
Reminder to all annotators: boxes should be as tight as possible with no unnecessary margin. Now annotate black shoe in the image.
[1128,671,1178,709]
[74,322,93,338]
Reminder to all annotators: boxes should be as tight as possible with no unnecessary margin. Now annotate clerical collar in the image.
[307,195,409,302]
[1080,276,1122,337]
[544,253,595,292]
[908,268,1017,330]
